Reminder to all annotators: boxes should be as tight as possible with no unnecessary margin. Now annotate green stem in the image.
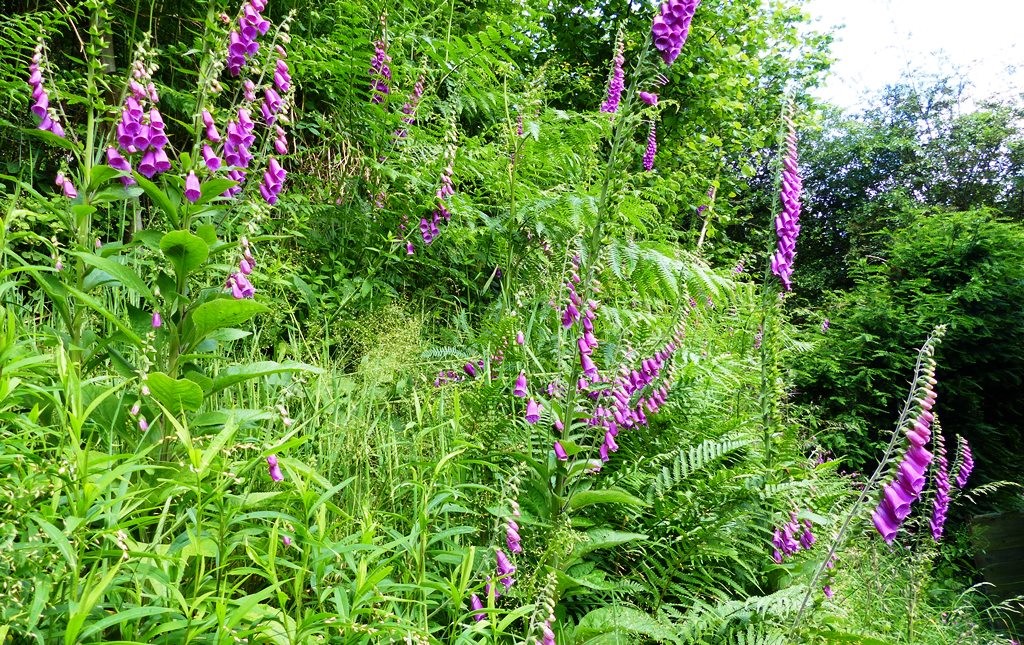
[554,35,653,517]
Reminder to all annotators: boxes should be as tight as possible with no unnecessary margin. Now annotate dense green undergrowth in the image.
[0,0,1021,643]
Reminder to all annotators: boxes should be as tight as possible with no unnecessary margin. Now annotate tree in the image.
[795,209,1024,485]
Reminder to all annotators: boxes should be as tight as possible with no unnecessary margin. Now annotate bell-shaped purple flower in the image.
[639,91,659,106]
[495,548,516,590]
[525,398,541,424]
[871,508,899,544]
[513,371,528,398]
[470,594,484,622]
[506,520,522,554]
[266,454,284,482]
[554,441,568,461]
[202,145,222,171]
[184,171,201,203]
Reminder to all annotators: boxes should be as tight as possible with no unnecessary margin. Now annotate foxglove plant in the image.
[417,147,456,247]
[870,354,939,544]
[771,116,801,291]
[369,39,391,104]
[600,34,625,114]
[793,327,947,633]
[643,121,657,171]
[28,40,65,138]
[651,0,700,65]
[770,511,816,563]
[930,432,951,541]
[396,74,425,138]
[227,0,269,76]
[955,437,973,488]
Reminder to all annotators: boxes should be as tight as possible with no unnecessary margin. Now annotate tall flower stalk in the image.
[771,115,802,291]
[600,33,625,114]
[790,326,947,636]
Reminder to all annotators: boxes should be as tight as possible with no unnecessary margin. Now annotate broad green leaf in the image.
[134,173,179,227]
[195,222,218,246]
[133,229,163,251]
[195,178,237,206]
[188,298,268,344]
[160,230,209,280]
[209,360,320,395]
[71,251,153,300]
[18,124,81,152]
[92,184,143,204]
[567,488,649,511]
[147,371,205,415]
[87,164,123,190]
[208,327,252,341]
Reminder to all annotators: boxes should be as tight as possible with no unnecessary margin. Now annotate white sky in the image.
[802,0,1024,111]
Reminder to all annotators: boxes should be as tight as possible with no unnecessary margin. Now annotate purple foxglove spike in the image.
[514,371,528,398]
[600,37,625,113]
[643,122,657,171]
[771,117,802,290]
[651,0,700,65]
[184,171,201,203]
[525,398,541,424]
[955,439,974,488]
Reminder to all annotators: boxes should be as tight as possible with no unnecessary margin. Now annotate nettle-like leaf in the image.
[187,298,268,346]
[160,230,209,281]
